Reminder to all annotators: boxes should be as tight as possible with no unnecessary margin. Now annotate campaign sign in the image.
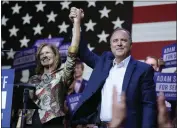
[66,93,82,113]
[1,69,15,127]
[13,47,37,70]
[162,43,177,68]
[154,73,177,101]
[59,43,70,63]
[33,38,64,48]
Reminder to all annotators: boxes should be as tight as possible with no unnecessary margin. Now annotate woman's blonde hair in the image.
[35,43,61,75]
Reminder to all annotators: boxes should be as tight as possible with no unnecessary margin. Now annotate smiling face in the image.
[74,63,84,78]
[39,46,55,68]
[110,29,132,60]
[36,43,61,74]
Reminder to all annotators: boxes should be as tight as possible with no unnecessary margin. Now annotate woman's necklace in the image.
[42,73,53,84]
[36,68,60,90]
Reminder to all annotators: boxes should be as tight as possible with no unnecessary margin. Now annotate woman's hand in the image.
[69,7,84,23]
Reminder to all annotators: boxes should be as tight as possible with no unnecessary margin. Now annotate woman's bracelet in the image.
[68,46,78,54]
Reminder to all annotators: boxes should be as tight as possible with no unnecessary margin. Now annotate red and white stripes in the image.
[131,1,176,60]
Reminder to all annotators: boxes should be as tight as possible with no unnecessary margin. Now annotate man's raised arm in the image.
[69,7,100,69]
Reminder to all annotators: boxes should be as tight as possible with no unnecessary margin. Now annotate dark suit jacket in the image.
[75,79,88,94]
[72,37,157,128]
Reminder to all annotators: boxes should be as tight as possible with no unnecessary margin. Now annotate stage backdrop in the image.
[1,1,176,81]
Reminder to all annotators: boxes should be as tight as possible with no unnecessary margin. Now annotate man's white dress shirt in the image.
[100,55,131,122]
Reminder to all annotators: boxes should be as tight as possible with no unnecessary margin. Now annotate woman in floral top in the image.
[16,9,83,128]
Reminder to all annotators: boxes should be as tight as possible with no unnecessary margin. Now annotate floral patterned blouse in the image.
[26,53,76,124]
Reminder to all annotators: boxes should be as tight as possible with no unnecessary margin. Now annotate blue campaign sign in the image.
[1,69,15,127]
[66,93,82,113]
[154,73,177,101]
[162,43,177,68]
[33,37,64,48]
[13,47,37,70]
[59,42,71,63]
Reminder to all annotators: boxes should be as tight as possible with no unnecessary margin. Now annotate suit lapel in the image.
[99,54,114,87]
[81,53,114,99]
[79,80,86,93]
[122,57,136,92]
[103,60,113,76]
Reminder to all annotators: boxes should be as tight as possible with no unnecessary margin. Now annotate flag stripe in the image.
[132,21,176,42]
[131,41,176,60]
[132,1,176,60]
[133,1,176,7]
[133,4,176,23]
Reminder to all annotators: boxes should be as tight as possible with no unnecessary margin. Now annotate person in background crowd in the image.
[68,59,88,95]
[110,89,174,128]
[145,56,159,71]
[157,58,165,72]
[16,8,83,128]
[145,56,165,73]
[145,56,177,123]
[64,60,88,128]
[69,7,157,128]
[64,60,96,128]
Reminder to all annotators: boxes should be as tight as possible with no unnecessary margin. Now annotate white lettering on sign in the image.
[70,102,78,111]
[15,62,36,69]
[165,93,176,97]
[60,45,69,49]
[165,61,177,66]
[13,54,35,66]
[69,96,80,103]
[23,49,35,56]
[15,52,23,58]
[156,75,176,83]
[2,91,7,109]
[173,76,177,82]
[163,52,176,61]
[156,83,177,92]
[157,92,177,97]
[2,113,3,119]
[2,76,8,89]
[156,75,172,82]
[164,46,176,54]
[50,42,60,47]
[59,50,68,57]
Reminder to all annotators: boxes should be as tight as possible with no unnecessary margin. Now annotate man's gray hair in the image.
[110,27,132,44]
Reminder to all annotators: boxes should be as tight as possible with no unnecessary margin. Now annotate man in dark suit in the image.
[67,60,88,95]
[69,7,157,128]
[64,60,88,128]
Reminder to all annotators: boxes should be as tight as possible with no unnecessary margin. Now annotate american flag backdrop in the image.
[1,1,176,82]
[131,1,176,60]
